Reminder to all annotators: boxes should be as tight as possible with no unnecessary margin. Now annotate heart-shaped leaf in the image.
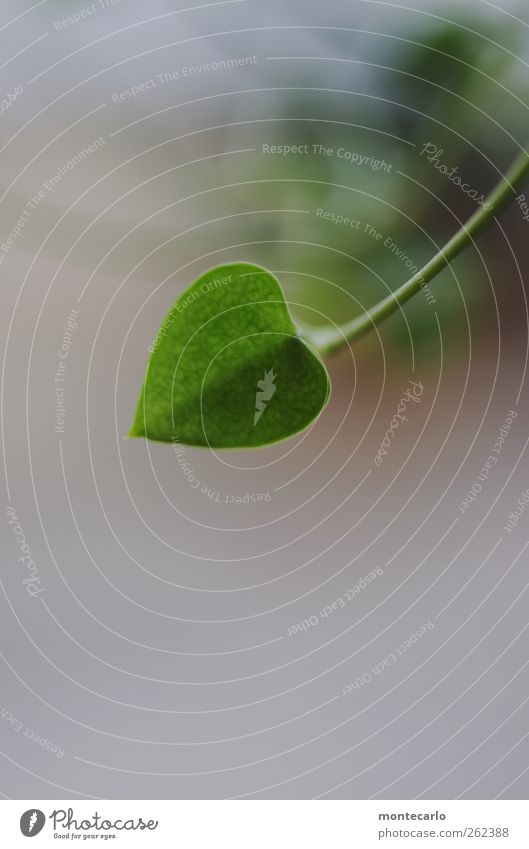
[129,263,330,449]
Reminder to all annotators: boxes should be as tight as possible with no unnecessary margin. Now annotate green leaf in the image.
[129,262,331,449]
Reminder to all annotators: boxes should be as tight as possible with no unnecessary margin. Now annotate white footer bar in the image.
[0,799,526,847]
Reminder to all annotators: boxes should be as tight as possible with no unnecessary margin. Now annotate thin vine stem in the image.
[304,145,529,356]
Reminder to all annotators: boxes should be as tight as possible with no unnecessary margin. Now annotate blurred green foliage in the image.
[223,11,525,363]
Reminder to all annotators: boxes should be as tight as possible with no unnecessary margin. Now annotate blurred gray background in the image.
[0,0,528,799]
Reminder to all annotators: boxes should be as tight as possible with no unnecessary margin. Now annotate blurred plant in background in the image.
[218,10,526,361]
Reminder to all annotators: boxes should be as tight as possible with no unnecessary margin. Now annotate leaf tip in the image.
[127,421,145,439]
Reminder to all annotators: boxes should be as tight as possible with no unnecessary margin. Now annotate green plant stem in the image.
[304,145,529,356]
